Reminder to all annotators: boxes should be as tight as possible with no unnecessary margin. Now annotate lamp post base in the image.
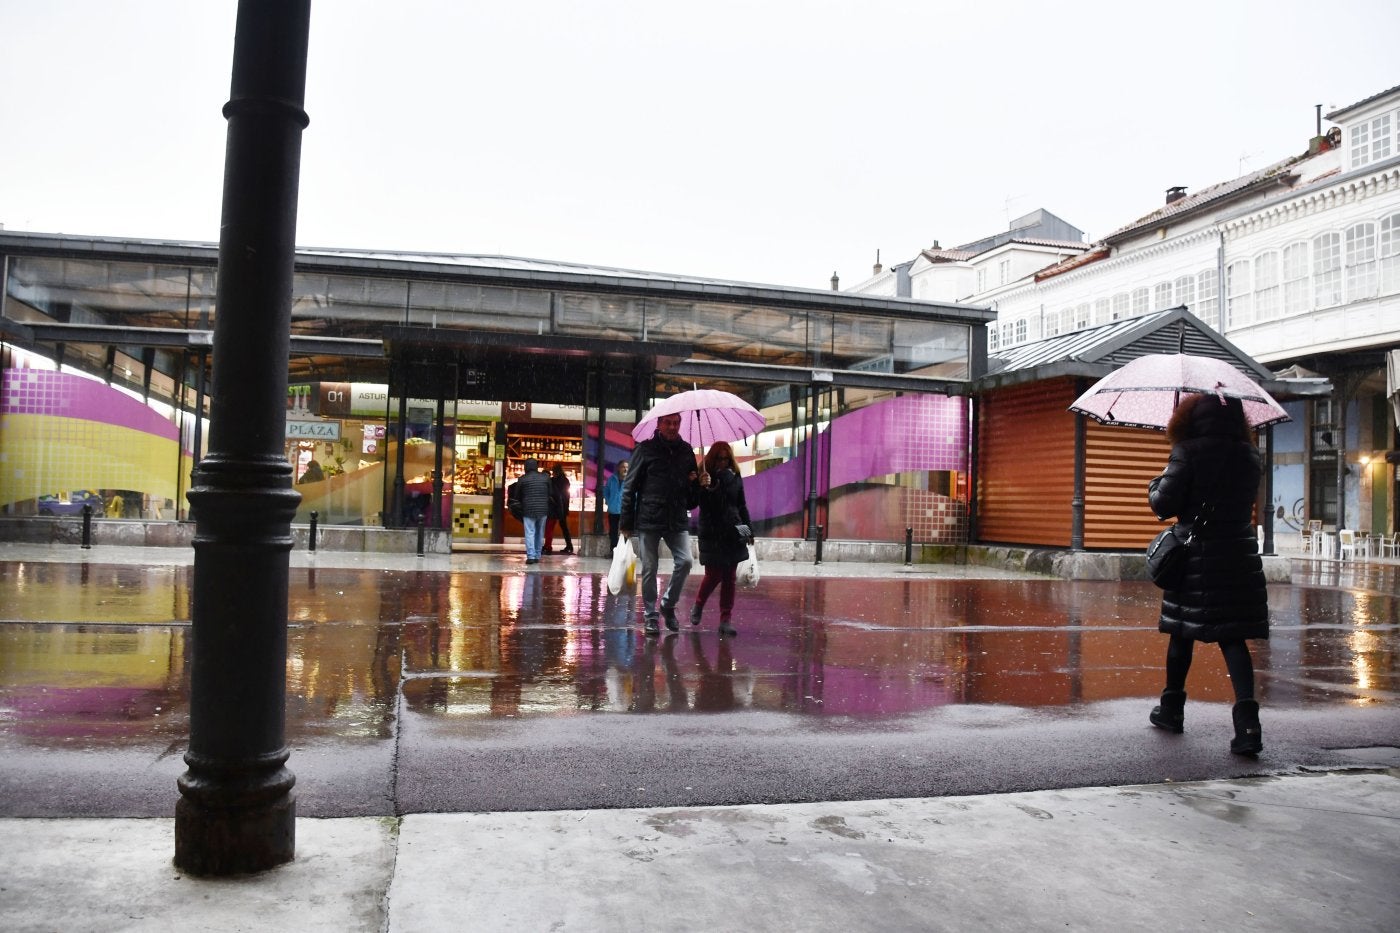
[175,793,295,876]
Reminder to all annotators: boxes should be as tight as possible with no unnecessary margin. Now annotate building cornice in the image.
[1220,163,1400,237]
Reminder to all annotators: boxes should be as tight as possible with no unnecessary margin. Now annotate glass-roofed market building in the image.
[0,230,993,548]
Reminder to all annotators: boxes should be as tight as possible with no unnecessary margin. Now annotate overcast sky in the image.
[1,1,1396,290]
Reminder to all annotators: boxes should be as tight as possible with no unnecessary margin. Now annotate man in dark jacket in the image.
[508,457,553,565]
[620,413,700,635]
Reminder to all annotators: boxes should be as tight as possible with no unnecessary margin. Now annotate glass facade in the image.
[1,238,986,544]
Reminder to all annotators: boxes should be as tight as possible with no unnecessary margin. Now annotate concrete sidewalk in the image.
[4,770,1397,932]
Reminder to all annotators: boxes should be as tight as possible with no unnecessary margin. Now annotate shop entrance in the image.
[383,328,692,547]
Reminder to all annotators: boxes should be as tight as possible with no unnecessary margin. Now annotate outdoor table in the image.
[1317,531,1336,559]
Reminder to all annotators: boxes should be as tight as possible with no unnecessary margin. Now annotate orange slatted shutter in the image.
[1082,421,1171,549]
[977,379,1076,547]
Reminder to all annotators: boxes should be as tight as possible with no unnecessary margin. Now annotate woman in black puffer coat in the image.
[689,441,752,637]
[1146,392,1268,755]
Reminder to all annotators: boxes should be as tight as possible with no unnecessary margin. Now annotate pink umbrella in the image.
[1069,353,1291,430]
[632,389,767,448]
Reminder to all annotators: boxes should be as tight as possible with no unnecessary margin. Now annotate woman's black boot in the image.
[1230,699,1263,756]
[1149,689,1186,733]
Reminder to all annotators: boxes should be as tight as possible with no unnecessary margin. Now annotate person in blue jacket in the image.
[602,460,629,556]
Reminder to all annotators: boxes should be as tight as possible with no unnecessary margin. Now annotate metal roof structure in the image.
[974,307,1330,400]
[0,230,995,405]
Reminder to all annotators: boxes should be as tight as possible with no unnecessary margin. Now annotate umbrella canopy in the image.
[1068,353,1291,430]
[631,389,767,448]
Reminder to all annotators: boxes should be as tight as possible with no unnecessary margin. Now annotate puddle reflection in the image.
[1,561,1395,744]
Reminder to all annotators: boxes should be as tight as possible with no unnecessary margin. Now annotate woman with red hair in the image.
[691,441,752,637]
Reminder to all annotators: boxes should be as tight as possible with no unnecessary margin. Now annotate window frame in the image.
[1313,231,1342,309]
[1345,221,1378,302]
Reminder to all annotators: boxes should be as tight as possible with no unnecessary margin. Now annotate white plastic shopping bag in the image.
[737,543,760,588]
[607,539,639,595]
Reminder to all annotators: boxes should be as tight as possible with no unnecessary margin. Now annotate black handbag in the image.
[1146,523,1194,589]
[1146,499,1211,590]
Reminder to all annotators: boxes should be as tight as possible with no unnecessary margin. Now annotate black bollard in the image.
[176,0,311,878]
[815,523,823,565]
[417,513,426,557]
[308,510,318,552]
[905,527,913,566]
[81,503,93,550]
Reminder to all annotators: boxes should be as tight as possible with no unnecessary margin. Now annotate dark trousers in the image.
[607,513,621,552]
[1165,634,1255,700]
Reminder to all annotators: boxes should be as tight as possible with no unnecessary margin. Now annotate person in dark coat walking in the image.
[508,458,553,564]
[620,413,700,636]
[1147,393,1269,755]
[544,463,574,554]
[690,441,751,637]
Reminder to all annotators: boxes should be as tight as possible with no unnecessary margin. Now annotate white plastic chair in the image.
[1377,533,1397,559]
[1337,529,1358,561]
[1306,520,1324,556]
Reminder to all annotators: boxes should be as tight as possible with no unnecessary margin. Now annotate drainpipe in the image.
[592,368,608,536]
[1336,379,1349,531]
[1216,230,1227,330]
[1261,425,1275,554]
[432,390,446,530]
[1071,380,1086,550]
[806,383,820,539]
[392,372,408,527]
[967,395,980,545]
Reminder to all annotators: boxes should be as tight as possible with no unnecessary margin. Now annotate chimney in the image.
[930,239,940,250]
[873,249,882,275]
[1165,186,1187,204]
[830,271,840,291]
[1309,104,1339,155]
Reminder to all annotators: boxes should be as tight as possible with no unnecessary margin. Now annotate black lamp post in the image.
[175,0,312,876]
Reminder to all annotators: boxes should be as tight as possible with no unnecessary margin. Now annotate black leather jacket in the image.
[619,433,699,533]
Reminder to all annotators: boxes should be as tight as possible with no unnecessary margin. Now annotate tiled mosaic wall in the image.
[1,369,181,509]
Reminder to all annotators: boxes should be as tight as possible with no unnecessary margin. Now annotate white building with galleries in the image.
[851,84,1400,548]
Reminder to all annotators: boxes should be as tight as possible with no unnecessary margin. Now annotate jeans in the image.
[522,515,547,559]
[634,528,693,621]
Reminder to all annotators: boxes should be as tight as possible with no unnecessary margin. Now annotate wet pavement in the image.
[1,544,1397,817]
[2,543,1399,931]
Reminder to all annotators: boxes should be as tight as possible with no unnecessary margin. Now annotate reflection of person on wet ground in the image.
[503,573,566,686]
[1147,393,1269,756]
[659,634,689,711]
[630,636,659,712]
[602,594,638,711]
[691,632,736,711]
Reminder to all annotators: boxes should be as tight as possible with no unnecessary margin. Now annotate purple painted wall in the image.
[744,394,967,522]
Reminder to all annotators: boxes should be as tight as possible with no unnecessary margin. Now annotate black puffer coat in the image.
[511,469,552,520]
[1147,402,1269,642]
[619,433,699,534]
[697,468,752,567]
